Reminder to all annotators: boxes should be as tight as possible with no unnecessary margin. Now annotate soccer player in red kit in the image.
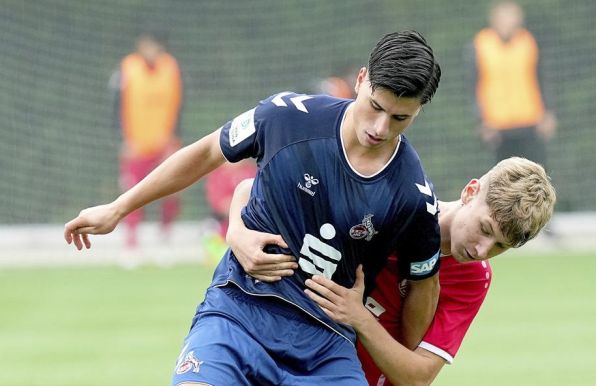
[226,156,556,386]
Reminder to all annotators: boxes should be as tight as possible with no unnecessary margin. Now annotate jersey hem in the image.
[214,280,355,346]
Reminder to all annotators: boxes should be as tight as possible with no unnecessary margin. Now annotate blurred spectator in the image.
[110,29,183,248]
[470,1,557,167]
[316,67,357,99]
[203,159,257,263]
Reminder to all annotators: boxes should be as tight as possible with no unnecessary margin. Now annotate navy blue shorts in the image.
[171,285,367,386]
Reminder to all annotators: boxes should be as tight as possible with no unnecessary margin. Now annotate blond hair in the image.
[483,157,556,247]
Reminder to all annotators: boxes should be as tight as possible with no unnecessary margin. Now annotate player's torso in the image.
[215,92,439,340]
[245,95,435,287]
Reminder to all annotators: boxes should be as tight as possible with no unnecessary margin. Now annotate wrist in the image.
[351,306,376,332]
[111,197,129,221]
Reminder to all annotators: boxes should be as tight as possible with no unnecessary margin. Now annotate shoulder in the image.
[439,256,492,296]
[474,28,495,42]
[257,92,347,117]
[395,137,438,209]
[121,53,141,67]
[159,53,181,70]
[255,91,349,133]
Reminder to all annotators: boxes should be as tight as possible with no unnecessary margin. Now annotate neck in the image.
[438,200,460,256]
[341,104,399,175]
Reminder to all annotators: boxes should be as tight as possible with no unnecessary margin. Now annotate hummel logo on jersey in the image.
[297,173,318,196]
[349,214,378,241]
[304,173,319,188]
[272,92,313,113]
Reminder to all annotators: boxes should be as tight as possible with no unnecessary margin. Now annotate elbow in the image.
[385,356,437,386]
[390,373,433,386]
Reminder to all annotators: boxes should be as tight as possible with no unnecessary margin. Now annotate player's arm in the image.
[64,129,226,250]
[226,178,298,282]
[305,267,445,386]
[400,274,440,349]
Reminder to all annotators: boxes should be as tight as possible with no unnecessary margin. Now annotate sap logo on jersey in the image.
[410,251,440,276]
[229,108,256,147]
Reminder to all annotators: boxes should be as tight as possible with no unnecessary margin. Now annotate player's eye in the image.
[393,116,408,122]
[370,101,382,111]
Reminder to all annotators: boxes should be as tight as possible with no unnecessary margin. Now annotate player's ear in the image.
[354,67,367,95]
[461,179,481,204]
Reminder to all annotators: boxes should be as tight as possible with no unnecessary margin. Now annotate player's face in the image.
[449,180,510,263]
[351,68,422,150]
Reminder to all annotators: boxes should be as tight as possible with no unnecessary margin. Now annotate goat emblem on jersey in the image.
[176,350,204,375]
[349,214,378,241]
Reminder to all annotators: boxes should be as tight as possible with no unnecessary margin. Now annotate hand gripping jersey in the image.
[213,92,440,342]
[358,256,492,386]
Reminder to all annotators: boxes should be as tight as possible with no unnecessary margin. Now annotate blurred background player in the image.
[110,28,183,248]
[202,158,257,262]
[316,67,357,99]
[470,1,557,167]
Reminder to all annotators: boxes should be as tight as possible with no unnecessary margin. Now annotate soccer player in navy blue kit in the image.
[64,31,442,385]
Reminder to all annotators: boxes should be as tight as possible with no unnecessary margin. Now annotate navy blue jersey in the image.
[212,92,440,341]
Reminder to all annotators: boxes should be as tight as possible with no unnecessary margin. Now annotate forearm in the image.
[114,129,225,217]
[400,275,440,350]
[226,178,253,241]
[354,313,437,386]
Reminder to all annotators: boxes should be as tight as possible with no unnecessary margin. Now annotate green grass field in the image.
[1,252,594,386]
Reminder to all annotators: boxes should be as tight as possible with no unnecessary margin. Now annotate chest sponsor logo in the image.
[349,214,378,241]
[297,173,319,196]
[299,223,342,279]
[410,250,440,276]
[229,108,256,147]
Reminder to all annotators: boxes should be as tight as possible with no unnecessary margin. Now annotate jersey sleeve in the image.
[219,104,262,163]
[395,178,441,281]
[418,260,492,363]
[219,92,302,164]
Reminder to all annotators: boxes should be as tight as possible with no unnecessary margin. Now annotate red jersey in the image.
[358,255,492,386]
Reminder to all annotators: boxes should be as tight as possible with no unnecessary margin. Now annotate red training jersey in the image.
[358,255,492,386]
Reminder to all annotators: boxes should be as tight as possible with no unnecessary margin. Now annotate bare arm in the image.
[227,178,298,282]
[400,275,440,349]
[64,129,226,249]
[305,267,445,386]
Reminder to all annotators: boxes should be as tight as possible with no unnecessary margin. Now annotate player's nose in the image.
[476,237,495,260]
[374,115,391,137]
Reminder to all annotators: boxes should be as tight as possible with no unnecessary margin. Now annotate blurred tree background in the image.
[2,0,595,223]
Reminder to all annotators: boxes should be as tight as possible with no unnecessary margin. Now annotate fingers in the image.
[354,265,365,290]
[64,218,94,250]
[82,234,91,249]
[305,277,342,302]
[304,288,337,312]
[271,235,289,249]
[251,261,298,272]
[250,274,283,283]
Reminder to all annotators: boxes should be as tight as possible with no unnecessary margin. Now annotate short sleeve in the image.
[419,260,492,363]
[395,180,441,281]
[219,107,261,163]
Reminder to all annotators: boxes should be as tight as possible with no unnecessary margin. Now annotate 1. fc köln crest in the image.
[349,214,378,241]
